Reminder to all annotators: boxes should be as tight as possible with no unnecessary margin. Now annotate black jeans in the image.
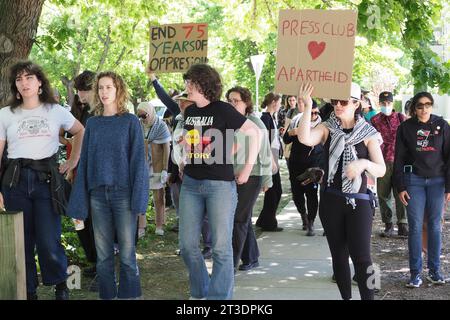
[289,175,319,224]
[233,176,262,267]
[76,213,97,263]
[319,191,375,300]
[256,172,282,230]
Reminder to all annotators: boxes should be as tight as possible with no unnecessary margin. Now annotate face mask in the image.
[381,106,392,115]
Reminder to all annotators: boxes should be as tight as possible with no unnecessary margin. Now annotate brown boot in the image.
[380,223,394,237]
[398,223,409,237]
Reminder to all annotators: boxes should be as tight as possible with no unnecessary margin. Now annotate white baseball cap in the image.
[350,82,361,100]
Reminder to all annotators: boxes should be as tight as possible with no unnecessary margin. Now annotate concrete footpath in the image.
[233,200,361,300]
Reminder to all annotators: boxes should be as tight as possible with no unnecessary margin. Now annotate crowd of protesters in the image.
[0,60,449,301]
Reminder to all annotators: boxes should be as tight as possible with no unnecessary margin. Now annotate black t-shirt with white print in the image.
[183,100,247,181]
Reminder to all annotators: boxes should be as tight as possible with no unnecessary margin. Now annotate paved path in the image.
[233,200,361,300]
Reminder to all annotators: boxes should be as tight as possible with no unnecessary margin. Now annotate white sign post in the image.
[250,54,266,112]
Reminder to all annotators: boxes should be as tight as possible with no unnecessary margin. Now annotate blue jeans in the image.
[2,168,68,294]
[179,175,237,300]
[90,186,141,299]
[405,173,445,275]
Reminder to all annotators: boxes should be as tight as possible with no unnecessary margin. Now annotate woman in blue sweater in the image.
[68,71,149,300]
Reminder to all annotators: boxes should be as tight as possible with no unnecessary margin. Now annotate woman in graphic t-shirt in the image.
[179,64,260,300]
[394,91,450,288]
[0,61,84,300]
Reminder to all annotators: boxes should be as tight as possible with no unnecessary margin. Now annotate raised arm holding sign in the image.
[149,23,208,73]
[275,10,357,99]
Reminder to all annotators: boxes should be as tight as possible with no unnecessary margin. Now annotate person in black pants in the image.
[283,101,323,235]
[70,71,98,279]
[256,92,283,232]
[297,82,386,300]
[226,87,273,271]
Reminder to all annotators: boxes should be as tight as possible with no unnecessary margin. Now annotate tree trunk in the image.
[61,76,75,107]
[0,0,45,108]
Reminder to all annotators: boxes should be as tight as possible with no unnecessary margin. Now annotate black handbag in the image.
[296,167,325,186]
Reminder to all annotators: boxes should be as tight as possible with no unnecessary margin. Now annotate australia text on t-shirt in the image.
[172,126,270,167]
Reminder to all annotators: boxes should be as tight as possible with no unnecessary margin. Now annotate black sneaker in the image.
[306,222,315,236]
[380,223,394,237]
[406,274,423,288]
[55,283,69,300]
[238,261,259,271]
[398,223,409,237]
[427,271,445,285]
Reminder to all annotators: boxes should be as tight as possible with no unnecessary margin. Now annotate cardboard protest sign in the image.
[149,23,208,73]
[275,10,357,99]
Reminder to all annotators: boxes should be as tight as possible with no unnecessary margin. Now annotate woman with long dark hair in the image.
[0,61,84,300]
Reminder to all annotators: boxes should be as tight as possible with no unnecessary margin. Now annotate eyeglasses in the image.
[138,113,148,119]
[311,112,320,115]
[330,99,358,106]
[228,98,243,105]
[416,102,433,110]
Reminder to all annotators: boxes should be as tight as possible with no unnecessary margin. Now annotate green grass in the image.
[36,161,293,300]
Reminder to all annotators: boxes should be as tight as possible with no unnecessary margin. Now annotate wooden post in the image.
[0,211,26,300]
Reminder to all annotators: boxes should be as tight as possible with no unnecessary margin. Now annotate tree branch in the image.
[263,0,277,29]
[114,47,127,66]
[96,24,112,71]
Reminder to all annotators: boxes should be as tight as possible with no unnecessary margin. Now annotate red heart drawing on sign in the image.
[308,41,326,60]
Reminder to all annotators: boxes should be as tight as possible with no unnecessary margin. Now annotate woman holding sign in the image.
[297,82,386,300]
[179,64,260,300]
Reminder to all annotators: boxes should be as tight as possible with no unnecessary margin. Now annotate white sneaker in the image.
[155,228,164,236]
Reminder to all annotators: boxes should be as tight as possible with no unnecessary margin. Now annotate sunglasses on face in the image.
[415,102,433,110]
[330,99,358,106]
[311,112,319,115]
[138,113,148,119]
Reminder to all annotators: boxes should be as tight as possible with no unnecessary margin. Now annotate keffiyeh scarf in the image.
[146,116,171,144]
[324,112,382,207]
